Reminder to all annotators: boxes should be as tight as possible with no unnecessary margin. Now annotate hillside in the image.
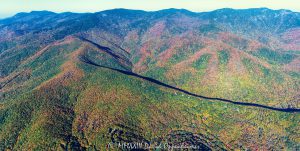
[0,8,299,150]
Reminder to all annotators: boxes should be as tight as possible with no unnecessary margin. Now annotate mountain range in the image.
[0,8,299,150]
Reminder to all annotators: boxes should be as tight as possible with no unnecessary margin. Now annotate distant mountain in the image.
[0,8,299,150]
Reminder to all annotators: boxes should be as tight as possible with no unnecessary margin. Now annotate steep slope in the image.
[122,21,299,108]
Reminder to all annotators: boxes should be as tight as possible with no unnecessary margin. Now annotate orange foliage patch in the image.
[146,21,165,39]
[135,41,155,73]
[0,69,32,93]
[166,47,213,80]
[22,36,77,65]
[247,40,263,51]
[36,42,85,90]
[218,32,243,42]
[157,35,190,66]
[281,28,300,50]
[283,56,300,72]
[134,22,167,72]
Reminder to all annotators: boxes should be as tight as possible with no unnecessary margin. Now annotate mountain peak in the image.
[155,8,194,15]
[14,10,56,17]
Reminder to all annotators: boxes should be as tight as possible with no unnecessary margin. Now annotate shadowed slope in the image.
[79,55,300,113]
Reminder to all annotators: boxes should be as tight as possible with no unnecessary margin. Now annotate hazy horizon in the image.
[1,7,299,20]
[1,0,299,19]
